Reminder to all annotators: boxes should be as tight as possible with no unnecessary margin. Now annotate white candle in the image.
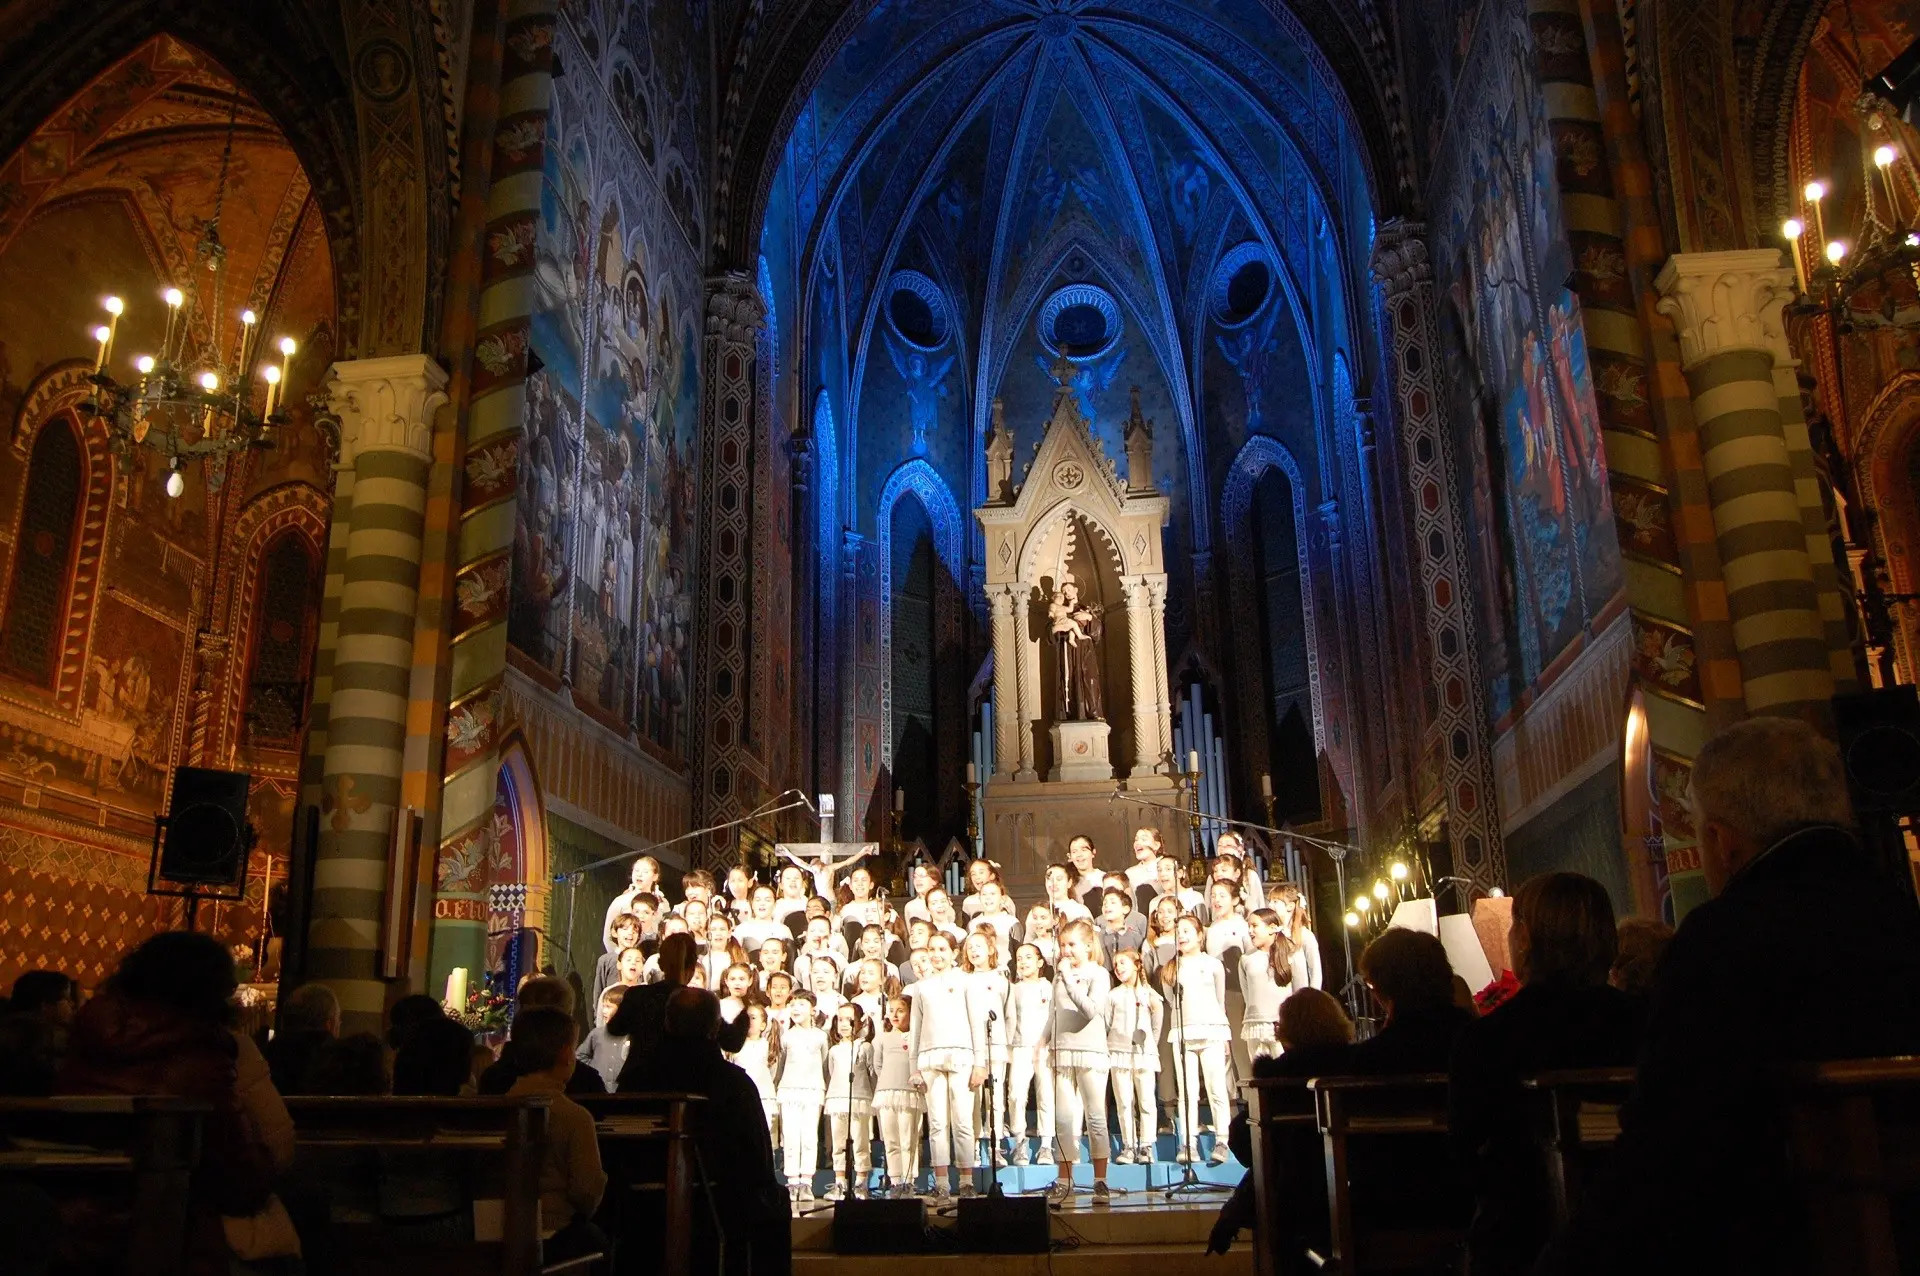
[966,761,977,784]
[445,966,469,1009]
[893,788,905,813]
[1261,772,1273,799]
[1188,749,1201,774]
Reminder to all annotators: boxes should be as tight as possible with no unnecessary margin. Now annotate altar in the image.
[975,374,1188,893]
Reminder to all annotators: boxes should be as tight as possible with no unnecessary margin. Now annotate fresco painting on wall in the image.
[1430,0,1620,721]
[509,6,704,760]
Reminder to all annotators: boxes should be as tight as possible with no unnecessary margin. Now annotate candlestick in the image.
[262,364,282,416]
[277,336,297,410]
[92,325,112,373]
[1781,218,1808,296]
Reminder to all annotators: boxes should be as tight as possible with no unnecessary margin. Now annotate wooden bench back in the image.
[573,1093,705,1276]
[1311,1075,1464,1275]
[1245,1078,1322,1276]
[1521,1067,1634,1229]
[0,1096,209,1276]
[1779,1057,1920,1276]
[284,1095,549,1276]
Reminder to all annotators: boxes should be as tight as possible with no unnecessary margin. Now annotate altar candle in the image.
[1261,772,1273,799]
[445,965,469,1010]
[966,761,977,785]
[1188,749,1201,775]
[894,788,905,813]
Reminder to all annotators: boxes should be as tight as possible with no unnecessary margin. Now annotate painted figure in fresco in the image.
[1216,302,1281,435]
[888,338,953,455]
[1048,579,1103,722]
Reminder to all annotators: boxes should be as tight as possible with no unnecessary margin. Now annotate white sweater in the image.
[874,1027,918,1095]
[1239,948,1289,1028]
[825,1039,877,1110]
[1006,979,1053,1053]
[735,1037,776,1101]
[966,969,1011,1064]
[908,968,986,1070]
[1287,928,1323,990]
[1051,961,1111,1063]
[1104,982,1165,1063]
[1164,951,1230,1041]
[776,1025,830,1099]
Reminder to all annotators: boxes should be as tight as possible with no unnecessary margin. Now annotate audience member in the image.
[477,975,605,1095]
[1449,873,1641,1276]
[385,992,447,1050]
[1607,916,1673,1003]
[265,982,339,1095]
[307,1031,391,1095]
[627,988,788,1276]
[61,931,279,1273]
[503,1008,608,1265]
[1538,717,1920,1276]
[608,931,746,1088]
[0,970,77,1094]
[1322,927,1473,1076]
[392,1014,481,1095]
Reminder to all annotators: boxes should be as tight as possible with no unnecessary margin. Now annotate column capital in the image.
[1370,219,1433,297]
[705,270,767,345]
[1653,249,1796,371]
[326,353,448,465]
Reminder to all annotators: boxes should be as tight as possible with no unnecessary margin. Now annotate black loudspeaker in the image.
[1834,687,1920,814]
[157,766,254,886]
[956,1193,1050,1253]
[831,1197,927,1254]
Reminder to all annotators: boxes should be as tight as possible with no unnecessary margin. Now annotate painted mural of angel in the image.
[888,334,953,455]
[1036,346,1127,423]
[1216,300,1283,433]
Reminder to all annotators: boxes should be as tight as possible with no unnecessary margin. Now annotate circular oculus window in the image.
[1037,283,1122,361]
[885,270,951,351]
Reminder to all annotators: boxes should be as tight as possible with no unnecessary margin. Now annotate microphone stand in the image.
[801,1018,864,1214]
[984,1006,1004,1198]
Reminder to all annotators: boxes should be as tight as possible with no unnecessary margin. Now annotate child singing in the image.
[1049,919,1112,1206]
[873,994,924,1197]
[1105,949,1164,1163]
[960,930,1009,1163]
[1005,941,1054,1167]
[824,1003,878,1199]
[907,932,985,1201]
[775,990,829,1203]
[1162,915,1232,1166]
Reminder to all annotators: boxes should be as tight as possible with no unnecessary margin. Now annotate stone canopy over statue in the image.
[973,367,1185,893]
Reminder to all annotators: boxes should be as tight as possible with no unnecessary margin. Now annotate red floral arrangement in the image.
[1474,969,1521,1015]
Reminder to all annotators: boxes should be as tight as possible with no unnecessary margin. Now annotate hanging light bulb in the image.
[165,462,185,499]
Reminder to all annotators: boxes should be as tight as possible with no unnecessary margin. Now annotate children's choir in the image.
[595,834,1320,1204]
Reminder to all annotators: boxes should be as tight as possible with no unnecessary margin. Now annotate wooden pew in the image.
[1779,1057,1920,1276]
[0,1095,208,1276]
[574,1092,706,1276]
[1520,1068,1633,1229]
[1309,1075,1467,1274]
[284,1094,597,1276]
[1244,1077,1323,1276]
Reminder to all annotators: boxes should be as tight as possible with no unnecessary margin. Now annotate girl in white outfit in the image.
[873,995,925,1196]
[1274,884,1323,991]
[1162,914,1233,1165]
[736,1003,778,1139]
[776,991,829,1201]
[825,1004,878,1199]
[1049,919,1113,1205]
[1240,909,1292,1061]
[1105,949,1164,1164]
[1004,942,1055,1166]
[960,931,1010,1162]
[908,931,986,1199]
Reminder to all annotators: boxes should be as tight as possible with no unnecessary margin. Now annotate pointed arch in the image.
[876,458,966,773]
[1219,433,1324,753]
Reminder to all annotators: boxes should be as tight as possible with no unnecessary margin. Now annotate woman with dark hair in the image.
[393,1014,479,1095]
[60,931,283,1274]
[1449,873,1644,1276]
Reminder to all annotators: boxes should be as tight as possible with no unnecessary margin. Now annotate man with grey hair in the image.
[1540,716,1920,1276]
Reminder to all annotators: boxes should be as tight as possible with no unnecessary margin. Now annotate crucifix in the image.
[773,795,878,898]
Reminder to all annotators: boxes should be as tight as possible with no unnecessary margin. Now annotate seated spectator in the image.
[576,985,629,1092]
[1449,873,1642,1276]
[61,931,278,1273]
[385,992,447,1050]
[1538,717,1920,1276]
[307,1031,391,1095]
[1253,926,1469,1079]
[1608,916,1673,1004]
[393,1014,481,1096]
[0,970,77,1095]
[627,988,788,1276]
[265,981,339,1095]
[477,976,604,1095]
[504,1008,608,1266]
[610,932,747,1088]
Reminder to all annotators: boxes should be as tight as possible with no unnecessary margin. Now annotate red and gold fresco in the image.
[0,36,336,984]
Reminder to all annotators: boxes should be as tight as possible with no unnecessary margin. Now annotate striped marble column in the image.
[309,354,448,1026]
[1655,251,1835,718]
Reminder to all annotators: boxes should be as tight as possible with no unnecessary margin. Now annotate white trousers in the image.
[780,1100,822,1183]
[827,1111,874,1179]
[973,1060,1009,1149]
[922,1066,976,1170]
[1172,1041,1232,1150]
[1007,1050,1055,1143]
[877,1108,922,1183]
[1109,1066,1157,1152]
[1054,1063,1111,1163]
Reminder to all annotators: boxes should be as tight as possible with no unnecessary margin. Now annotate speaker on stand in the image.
[1833,686,1920,898]
[147,766,257,929]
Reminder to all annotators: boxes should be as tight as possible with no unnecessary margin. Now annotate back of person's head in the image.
[308,1031,391,1095]
[1610,917,1675,997]
[665,987,722,1040]
[392,1015,478,1095]
[516,975,574,1016]
[112,931,237,1024]
[1276,987,1354,1051]
[655,931,699,984]
[386,992,446,1049]
[8,971,75,1017]
[509,1007,576,1073]
[1512,872,1618,988]
[281,982,342,1036]
[1360,927,1455,1016]
[1691,717,1853,847]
